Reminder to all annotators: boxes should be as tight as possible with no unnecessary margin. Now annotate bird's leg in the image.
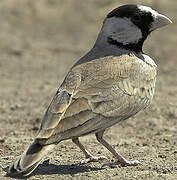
[72,137,108,164]
[95,130,141,168]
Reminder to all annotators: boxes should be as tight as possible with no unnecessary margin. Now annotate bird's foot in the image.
[102,159,142,168]
[80,155,108,164]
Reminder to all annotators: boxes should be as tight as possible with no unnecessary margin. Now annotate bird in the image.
[8,4,172,177]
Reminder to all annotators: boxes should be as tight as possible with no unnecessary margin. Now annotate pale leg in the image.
[95,130,141,167]
[72,137,108,164]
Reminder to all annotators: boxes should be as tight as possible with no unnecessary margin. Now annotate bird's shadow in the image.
[4,161,103,179]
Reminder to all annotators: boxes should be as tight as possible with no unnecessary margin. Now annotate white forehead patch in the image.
[138,5,158,17]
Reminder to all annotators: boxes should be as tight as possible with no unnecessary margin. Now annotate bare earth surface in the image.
[0,0,177,179]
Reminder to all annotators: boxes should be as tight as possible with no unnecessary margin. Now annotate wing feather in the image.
[36,54,157,144]
[36,69,81,142]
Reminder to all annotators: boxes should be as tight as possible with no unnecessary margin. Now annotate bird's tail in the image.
[8,140,55,177]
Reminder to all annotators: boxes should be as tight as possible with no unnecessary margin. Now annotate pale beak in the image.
[150,14,172,31]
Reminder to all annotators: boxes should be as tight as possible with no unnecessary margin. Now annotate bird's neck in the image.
[107,36,144,53]
[94,28,144,53]
[94,17,146,53]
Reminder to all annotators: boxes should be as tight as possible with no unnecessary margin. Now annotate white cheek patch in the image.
[104,17,142,45]
[138,5,158,18]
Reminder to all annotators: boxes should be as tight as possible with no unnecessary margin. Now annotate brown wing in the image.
[36,69,82,142]
[75,54,157,100]
[72,54,157,118]
[36,54,157,145]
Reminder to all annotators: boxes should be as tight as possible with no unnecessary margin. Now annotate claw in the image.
[80,155,108,164]
[102,159,142,168]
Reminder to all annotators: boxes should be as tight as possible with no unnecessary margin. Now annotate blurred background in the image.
[0,0,177,179]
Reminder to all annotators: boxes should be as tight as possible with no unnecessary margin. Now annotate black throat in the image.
[107,36,145,53]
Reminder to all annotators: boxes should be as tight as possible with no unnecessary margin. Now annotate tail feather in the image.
[8,140,55,176]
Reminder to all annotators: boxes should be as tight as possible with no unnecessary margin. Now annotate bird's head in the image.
[99,4,172,53]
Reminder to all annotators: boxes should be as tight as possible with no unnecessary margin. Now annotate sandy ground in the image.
[0,0,177,179]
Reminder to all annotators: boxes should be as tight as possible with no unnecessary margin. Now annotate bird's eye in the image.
[132,14,141,23]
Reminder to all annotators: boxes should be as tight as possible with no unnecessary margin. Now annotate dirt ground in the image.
[0,0,177,179]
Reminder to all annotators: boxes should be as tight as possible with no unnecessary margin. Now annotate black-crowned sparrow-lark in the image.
[8,4,172,176]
